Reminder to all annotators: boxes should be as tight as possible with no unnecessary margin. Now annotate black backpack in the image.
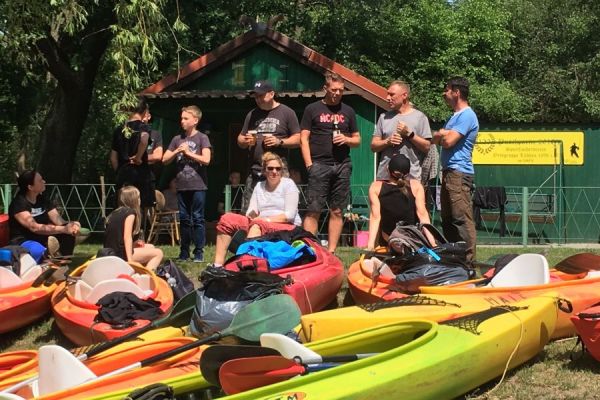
[155,260,195,302]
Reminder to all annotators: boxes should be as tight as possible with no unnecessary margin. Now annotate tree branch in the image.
[35,34,79,91]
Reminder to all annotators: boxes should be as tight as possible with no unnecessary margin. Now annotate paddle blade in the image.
[158,289,197,328]
[260,333,322,362]
[220,356,304,395]
[199,345,280,386]
[38,345,97,396]
[555,253,600,274]
[227,294,301,342]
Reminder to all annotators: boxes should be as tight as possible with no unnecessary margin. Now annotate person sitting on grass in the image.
[104,186,163,270]
[212,152,301,267]
[9,169,80,257]
[366,154,436,250]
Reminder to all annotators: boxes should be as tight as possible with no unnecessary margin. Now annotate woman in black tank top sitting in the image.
[366,154,435,250]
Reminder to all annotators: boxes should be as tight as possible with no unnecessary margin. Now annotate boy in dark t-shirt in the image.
[300,72,361,253]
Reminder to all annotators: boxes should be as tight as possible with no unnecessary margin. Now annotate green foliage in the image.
[1,0,600,181]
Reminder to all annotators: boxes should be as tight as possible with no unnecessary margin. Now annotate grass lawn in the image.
[2,242,600,399]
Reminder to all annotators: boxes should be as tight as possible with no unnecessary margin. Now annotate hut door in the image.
[228,123,250,180]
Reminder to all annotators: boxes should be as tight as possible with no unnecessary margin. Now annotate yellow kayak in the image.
[299,291,536,342]
[222,296,557,400]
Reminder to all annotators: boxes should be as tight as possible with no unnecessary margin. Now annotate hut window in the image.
[232,61,245,87]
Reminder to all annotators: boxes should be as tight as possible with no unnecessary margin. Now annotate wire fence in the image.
[2,183,599,245]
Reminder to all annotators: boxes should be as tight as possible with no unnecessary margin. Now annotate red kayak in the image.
[571,302,600,361]
[225,237,344,314]
[51,256,174,346]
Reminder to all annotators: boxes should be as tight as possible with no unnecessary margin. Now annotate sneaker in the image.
[193,255,204,263]
[178,252,190,261]
[47,236,60,258]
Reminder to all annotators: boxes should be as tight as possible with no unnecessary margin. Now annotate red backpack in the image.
[224,253,270,272]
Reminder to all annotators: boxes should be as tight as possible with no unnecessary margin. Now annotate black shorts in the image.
[306,162,351,212]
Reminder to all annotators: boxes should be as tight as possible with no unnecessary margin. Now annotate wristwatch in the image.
[278,138,284,147]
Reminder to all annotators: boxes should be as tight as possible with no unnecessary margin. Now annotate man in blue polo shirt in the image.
[432,77,479,263]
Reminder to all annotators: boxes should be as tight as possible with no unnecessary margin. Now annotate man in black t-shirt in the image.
[300,72,361,253]
[110,98,155,210]
[237,80,301,213]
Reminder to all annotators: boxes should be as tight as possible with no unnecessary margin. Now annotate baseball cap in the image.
[249,80,275,95]
[388,154,411,175]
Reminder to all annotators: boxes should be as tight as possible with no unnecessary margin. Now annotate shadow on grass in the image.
[0,312,71,352]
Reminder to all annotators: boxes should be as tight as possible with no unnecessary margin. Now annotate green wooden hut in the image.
[143,24,387,221]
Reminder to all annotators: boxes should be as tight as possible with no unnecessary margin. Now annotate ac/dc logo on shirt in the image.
[319,113,345,124]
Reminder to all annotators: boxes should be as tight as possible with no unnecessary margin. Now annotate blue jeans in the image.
[177,190,206,258]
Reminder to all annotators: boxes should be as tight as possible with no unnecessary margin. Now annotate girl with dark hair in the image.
[8,170,80,256]
[366,154,435,250]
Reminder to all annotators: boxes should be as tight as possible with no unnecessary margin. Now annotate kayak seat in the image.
[20,264,43,282]
[487,254,550,288]
[0,267,24,288]
[131,273,152,291]
[19,253,39,278]
[85,278,152,304]
[81,256,135,287]
[361,257,395,279]
[72,280,93,301]
[586,270,600,278]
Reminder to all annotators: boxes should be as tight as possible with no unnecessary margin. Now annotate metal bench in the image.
[480,192,555,224]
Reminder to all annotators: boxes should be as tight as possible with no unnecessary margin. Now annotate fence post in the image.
[225,184,231,213]
[521,187,528,246]
[3,184,10,214]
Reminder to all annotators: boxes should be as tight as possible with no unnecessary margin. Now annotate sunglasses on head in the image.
[266,166,282,172]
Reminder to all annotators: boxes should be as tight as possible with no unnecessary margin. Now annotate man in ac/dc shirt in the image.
[237,80,301,213]
[300,72,361,253]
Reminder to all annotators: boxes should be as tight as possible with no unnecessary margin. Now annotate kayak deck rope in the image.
[442,305,527,335]
[358,295,463,312]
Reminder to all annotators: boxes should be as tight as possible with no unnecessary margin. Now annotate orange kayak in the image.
[0,326,186,392]
[0,351,38,390]
[51,258,174,346]
[419,271,600,338]
[347,257,407,304]
[348,255,600,338]
[0,274,57,334]
[13,336,205,400]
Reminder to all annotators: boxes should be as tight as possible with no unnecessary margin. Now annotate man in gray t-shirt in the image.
[371,80,432,181]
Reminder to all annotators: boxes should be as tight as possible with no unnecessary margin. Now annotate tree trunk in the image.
[35,6,115,183]
[36,84,93,183]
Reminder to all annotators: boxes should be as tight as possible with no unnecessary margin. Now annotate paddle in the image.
[260,333,377,364]
[199,345,280,386]
[34,294,301,397]
[1,289,198,394]
[220,355,338,395]
[554,253,600,274]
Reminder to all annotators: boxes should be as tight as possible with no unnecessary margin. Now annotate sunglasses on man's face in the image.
[266,166,282,172]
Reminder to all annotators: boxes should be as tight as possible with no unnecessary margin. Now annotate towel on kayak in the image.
[95,292,163,329]
[236,240,315,269]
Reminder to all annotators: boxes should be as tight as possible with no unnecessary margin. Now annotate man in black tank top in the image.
[367,154,435,249]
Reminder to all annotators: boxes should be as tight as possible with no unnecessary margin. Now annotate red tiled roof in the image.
[143,26,388,109]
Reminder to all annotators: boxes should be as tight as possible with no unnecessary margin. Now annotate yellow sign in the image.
[473,131,584,165]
